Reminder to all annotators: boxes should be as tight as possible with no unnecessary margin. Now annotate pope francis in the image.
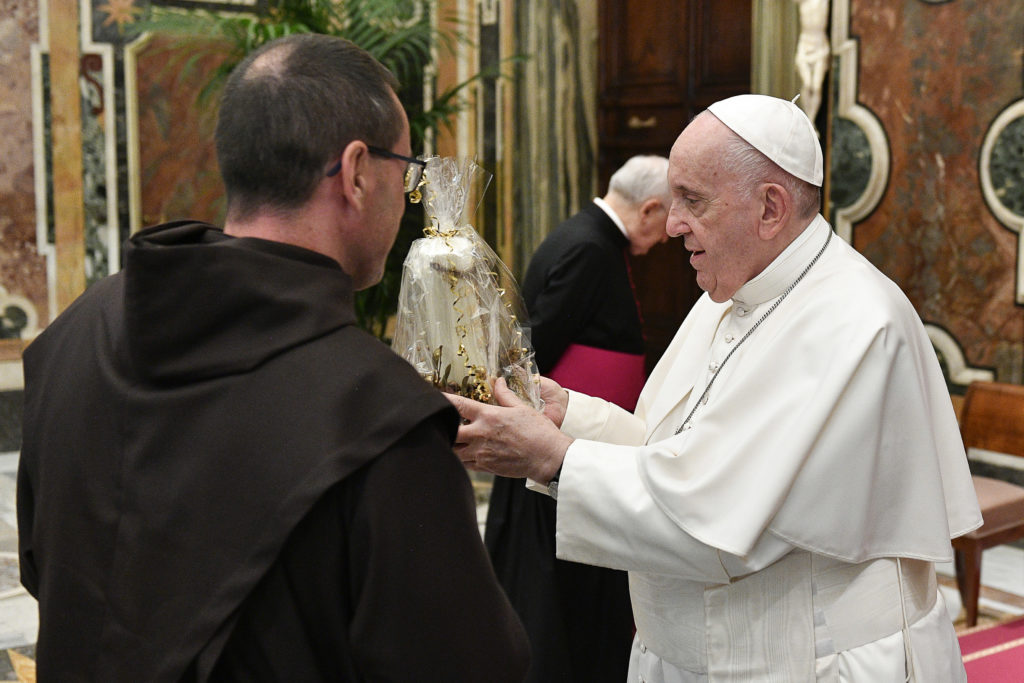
[448,94,982,682]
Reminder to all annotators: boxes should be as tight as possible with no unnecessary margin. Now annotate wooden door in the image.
[598,0,751,373]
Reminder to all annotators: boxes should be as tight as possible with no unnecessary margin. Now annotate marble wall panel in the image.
[510,0,597,276]
[0,0,47,331]
[81,53,114,285]
[848,0,1024,381]
[134,34,227,229]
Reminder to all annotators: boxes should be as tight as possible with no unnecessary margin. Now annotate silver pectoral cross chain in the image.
[674,229,833,435]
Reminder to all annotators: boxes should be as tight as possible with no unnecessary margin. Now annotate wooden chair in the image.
[953,380,1024,627]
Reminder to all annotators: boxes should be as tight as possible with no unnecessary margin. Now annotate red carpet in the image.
[959,615,1024,681]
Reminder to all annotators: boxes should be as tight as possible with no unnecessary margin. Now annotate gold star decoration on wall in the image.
[98,0,143,32]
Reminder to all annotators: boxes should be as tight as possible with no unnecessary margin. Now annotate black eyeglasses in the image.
[325,145,427,194]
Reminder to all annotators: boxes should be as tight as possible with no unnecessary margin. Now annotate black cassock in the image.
[19,222,529,682]
[486,202,645,683]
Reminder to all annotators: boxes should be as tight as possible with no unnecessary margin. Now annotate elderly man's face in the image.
[628,201,670,256]
[665,114,763,303]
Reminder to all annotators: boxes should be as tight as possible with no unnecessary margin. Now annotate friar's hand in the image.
[446,378,572,483]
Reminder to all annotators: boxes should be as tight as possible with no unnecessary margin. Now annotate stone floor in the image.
[938,545,1024,631]
[0,453,36,679]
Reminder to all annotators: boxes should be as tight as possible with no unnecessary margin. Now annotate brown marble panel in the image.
[136,34,228,229]
[0,0,48,328]
[850,0,1024,380]
[51,0,86,310]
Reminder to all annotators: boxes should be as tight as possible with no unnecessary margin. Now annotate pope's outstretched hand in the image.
[446,377,573,484]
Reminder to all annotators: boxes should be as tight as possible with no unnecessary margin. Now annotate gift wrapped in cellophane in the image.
[391,156,542,409]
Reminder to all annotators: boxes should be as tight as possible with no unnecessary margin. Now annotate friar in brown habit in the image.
[18,33,529,682]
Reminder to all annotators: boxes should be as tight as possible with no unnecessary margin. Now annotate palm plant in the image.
[134,0,491,338]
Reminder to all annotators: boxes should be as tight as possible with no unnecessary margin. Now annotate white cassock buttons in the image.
[724,333,735,343]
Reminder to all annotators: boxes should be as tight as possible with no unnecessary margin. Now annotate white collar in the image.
[593,197,630,240]
[733,215,829,308]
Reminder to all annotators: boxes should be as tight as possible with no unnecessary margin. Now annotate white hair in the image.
[608,155,671,205]
[714,119,822,219]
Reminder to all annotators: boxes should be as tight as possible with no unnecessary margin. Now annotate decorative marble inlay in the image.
[130,32,227,231]
[927,324,995,392]
[82,54,112,284]
[841,0,1024,381]
[0,0,49,329]
[988,113,1024,218]
[979,99,1024,306]
[983,107,1024,220]
[826,4,889,243]
[0,285,38,340]
[0,308,29,340]
[92,0,149,45]
[481,0,498,25]
[829,115,872,211]
[97,0,145,35]
[40,53,54,246]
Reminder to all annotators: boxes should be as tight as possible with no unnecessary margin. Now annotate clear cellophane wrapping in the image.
[391,157,542,409]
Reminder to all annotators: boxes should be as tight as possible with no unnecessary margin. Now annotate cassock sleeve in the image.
[551,383,794,582]
[555,438,793,582]
[560,389,646,444]
[347,417,531,681]
[527,389,646,495]
[526,242,612,372]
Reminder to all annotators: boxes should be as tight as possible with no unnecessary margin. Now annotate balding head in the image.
[215,34,402,221]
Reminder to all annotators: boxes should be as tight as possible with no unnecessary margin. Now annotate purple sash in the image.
[548,343,645,411]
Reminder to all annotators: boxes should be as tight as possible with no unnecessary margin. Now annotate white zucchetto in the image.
[708,94,824,187]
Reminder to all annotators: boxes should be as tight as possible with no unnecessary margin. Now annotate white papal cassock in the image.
[540,215,982,682]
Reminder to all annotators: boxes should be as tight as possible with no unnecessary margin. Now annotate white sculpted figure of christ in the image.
[794,0,830,133]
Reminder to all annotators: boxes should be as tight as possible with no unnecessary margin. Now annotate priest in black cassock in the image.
[485,155,671,683]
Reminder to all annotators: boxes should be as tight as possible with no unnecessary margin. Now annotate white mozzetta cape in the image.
[556,216,981,569]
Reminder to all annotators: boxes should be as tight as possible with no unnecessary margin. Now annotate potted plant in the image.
[134,0,497,339]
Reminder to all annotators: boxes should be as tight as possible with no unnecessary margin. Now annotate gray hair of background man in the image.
[215,34,403,221]
[715,122,822,220]
[608,155,671,205]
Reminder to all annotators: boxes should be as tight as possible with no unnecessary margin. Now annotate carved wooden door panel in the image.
[598,0,751,372]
